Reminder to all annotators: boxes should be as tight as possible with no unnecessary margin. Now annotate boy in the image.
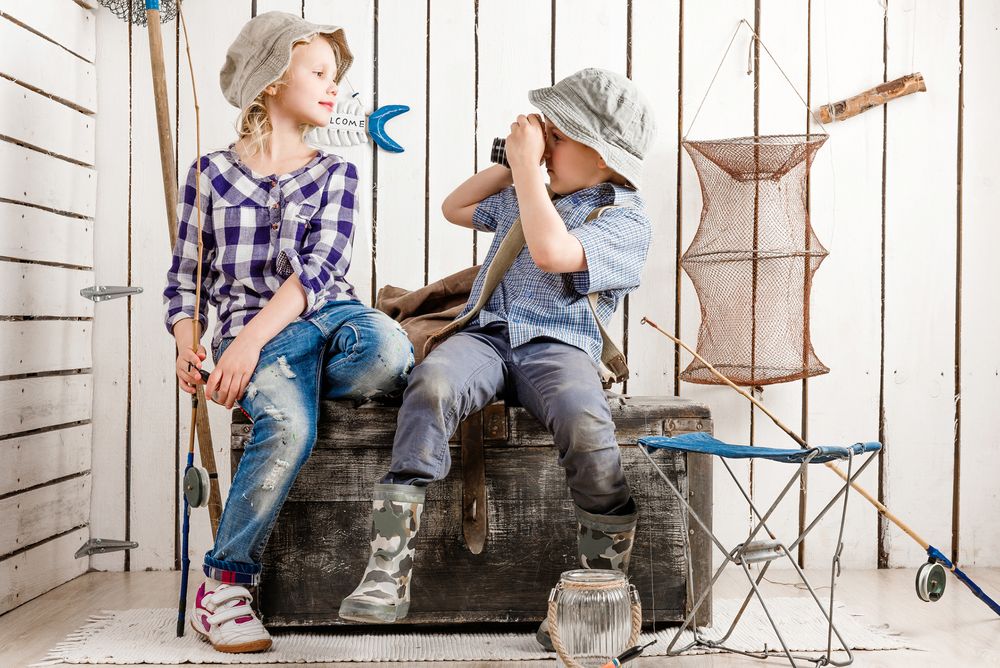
[339,68,656,647]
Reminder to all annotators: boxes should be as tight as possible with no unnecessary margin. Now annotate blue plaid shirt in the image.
[163,149,359,350]
[462,182,651,363]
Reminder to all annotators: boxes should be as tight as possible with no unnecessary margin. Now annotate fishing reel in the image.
[183,465,211,508]
[915,559,947,602]
[180,367,214,509]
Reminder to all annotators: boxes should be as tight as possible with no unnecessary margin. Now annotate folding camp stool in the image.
[638,432,882,668]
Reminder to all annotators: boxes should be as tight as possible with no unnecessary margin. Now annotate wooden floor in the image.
[2,568,999,667]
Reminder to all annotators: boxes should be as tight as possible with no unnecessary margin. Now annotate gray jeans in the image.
[382,322,632,515]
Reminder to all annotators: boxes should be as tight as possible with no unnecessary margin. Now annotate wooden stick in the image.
[145,8,179,246]
[176,5,222,536]
[147,4,222,536]
[817,73,926,124]
[641,317,931,551]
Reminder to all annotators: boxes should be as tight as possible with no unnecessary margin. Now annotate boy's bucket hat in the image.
[529,68,656,188]
[221,11,353,111]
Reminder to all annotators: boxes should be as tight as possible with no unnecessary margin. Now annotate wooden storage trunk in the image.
[231,394,713,627]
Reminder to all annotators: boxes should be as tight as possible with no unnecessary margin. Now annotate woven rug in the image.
[34,597,911,665]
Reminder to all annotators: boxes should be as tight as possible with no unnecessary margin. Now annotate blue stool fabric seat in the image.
[641,431,881,464]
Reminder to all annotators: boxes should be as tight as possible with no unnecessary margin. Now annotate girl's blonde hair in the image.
[236,33,342,157]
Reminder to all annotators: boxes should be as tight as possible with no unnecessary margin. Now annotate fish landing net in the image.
[680,133,829,386]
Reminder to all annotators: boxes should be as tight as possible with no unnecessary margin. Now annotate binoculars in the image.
[490,137,510,169]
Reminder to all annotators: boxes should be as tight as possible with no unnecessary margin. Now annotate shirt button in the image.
[271,223,279,230]
[271,203,279,209]
[270,179,277,187]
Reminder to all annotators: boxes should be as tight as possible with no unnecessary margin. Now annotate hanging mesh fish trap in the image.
[680,133,829,386]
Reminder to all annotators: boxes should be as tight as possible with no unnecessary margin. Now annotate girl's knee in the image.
[360,317,414,381]
[251,409,316,461]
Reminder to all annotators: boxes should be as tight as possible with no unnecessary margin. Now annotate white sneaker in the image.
[189,580,272,653]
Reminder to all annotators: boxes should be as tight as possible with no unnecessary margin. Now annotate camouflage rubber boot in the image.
[338,483,425,624]
[537,498,638,651]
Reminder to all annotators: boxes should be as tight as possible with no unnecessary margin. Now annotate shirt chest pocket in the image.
[278,202,318,248]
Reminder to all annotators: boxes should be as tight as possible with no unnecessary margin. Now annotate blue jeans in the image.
[204,300,413,584]
[383,322,632,515]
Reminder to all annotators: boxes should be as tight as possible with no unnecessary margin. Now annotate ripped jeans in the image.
[204,299,413,584]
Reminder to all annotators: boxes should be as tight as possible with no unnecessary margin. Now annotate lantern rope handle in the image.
[547,581,642,668]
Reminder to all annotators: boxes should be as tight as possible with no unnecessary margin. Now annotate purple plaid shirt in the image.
[163,149,359,350]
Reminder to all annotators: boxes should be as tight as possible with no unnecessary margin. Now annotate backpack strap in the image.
[582,206,629,387]
[422,215,526,356]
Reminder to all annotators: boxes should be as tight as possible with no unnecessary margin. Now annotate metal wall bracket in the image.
[74,538,139,558]
[80,285,143,302]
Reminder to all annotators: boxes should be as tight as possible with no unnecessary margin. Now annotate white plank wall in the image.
[959,0,1000,568]
[127,2,181,572]
[752,0,811,555]
[679,0,757,569]
[426,0,476,282]
[0,2,96,614]
[89,0,130,574]
[883,1,960,568]
[627,0,680,398]
[0,0,981,620]
[806,0,884,569]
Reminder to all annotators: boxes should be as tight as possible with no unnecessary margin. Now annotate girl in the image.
[163,11,413,653]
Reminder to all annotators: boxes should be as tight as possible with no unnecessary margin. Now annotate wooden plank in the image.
[959,0,1000,567]
[0,320,91,376]
[0,425,90,496]
[232,396,712,450]
[750,0,810,567]
[552,0,629,375]
[679,0,755,571]
[626,0,681,396]
[254,0,301,15]
[425,0,476,284]
[0,15,96,112]
[173,0,252,569]
[883,0,959,568]
[805,0,884,569]
[306,0,375,303]
[0,142,96,218]
[0,374,92,437]
[0,527,87,615]
[0,0,96,62]
[0,262,94,318]
[0,77,94,165]
[475,0,551,264]
[0,475,91,556]
[128,7,178,571]
[372,0,428,290]
[88,5,133,573]
[553,0,626,78]
[0,201,93,267]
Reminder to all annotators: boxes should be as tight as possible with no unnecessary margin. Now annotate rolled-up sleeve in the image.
[568,206,651,294]
[472,186,518,233]
[275,161,358,316]
[163,157,214,337]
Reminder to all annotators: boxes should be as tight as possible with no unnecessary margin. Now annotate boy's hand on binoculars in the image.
[506,113,546,173]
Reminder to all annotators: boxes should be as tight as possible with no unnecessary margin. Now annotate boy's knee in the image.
[405,359,456,406]
[550,399,614,452]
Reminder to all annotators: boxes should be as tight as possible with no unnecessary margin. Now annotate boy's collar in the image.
[552,181,629,204]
